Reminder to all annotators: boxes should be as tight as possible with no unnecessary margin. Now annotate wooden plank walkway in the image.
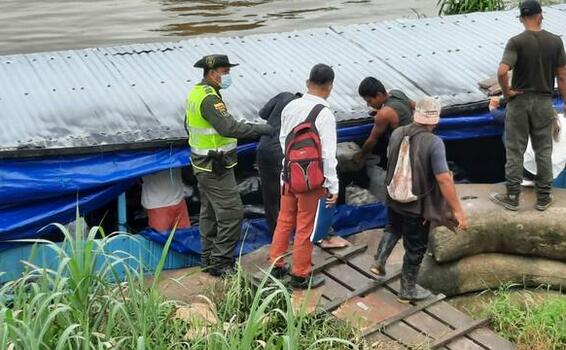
[240,240,515,350]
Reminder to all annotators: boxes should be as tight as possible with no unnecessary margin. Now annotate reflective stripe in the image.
[191,161,238,172]
[189,126,220,136]
[191,163,213,172]
[190,142,237,156]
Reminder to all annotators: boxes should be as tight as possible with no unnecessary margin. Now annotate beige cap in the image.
[414,97,441,125]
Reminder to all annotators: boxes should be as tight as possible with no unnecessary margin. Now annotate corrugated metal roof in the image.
[334,6,566,107]
[1,5,565,156]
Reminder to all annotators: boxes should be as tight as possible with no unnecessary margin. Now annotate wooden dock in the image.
[240,232,515,350]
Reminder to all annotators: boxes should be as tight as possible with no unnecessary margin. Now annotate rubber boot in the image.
[397,264,432,303]
[370,230,400,276]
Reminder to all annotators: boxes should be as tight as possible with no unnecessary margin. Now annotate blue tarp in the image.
[140,203,388,255]
[1,100,563,246]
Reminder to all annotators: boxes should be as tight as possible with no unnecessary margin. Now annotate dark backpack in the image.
[283,104,326,193]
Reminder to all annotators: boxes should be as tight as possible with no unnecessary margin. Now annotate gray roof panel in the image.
[1,6,565,155]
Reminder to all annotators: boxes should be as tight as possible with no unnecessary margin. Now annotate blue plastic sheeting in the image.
[141,219,272,256]
[0,149,188,206]
[140,202,388,256]
[2,101,564,246]
[554,169,566,189]
[0,181,135,251]
[0,234,199,284]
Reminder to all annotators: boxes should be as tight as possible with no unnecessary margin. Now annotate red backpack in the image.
[283,104,326,193]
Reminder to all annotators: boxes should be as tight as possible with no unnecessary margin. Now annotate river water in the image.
[1,0,437,55]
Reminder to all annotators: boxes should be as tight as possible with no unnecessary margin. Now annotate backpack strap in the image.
[405,124,429,139]
[305,104,326,124]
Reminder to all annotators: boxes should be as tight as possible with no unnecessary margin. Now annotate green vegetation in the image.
[437,0,505,15]
[0,221,361,349]
[488,287,566,350]
[451,285,566,350]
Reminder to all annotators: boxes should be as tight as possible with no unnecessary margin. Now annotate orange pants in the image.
[269,187,324,278]
[147,200,190,233]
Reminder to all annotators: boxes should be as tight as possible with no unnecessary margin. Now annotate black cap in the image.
[193,54,239,69]
[520,0,542,17]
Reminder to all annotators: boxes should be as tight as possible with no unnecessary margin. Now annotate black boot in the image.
[270,264,290,279]
[208,264,237,278]
[289,274,325,289]
[397,264,432,303]
[536,195,553,211]
[370,230,400,276]
[201,254,211,272]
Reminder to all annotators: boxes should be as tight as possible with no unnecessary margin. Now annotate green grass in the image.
[437,0,505,15]
[0,219,362,349]
[451,284,566,350]
[437,0,566,16]
[487,286,566,350]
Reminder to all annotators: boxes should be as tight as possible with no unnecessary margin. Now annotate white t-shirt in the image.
[141,168,185,210]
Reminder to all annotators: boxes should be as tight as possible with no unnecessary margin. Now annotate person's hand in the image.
[353,151,366,166]
[504,89,522,100]
[258,124,274,136]
[488,96,500,111]
[453,210,468,231]
[326,193,338,207]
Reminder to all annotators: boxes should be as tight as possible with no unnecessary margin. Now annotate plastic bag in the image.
[337,142,364,173]
[365,155,387,202]
[524,114,566,178]
[387,136,418,203]
[238,176,263,205]
[345,185,378,205]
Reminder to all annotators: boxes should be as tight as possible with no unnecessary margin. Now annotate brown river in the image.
[1,0,437,55]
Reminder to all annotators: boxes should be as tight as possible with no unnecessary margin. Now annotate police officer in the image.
[186,54,273,277]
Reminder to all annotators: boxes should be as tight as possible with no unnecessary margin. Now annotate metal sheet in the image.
[1,6,565,155]
[335,6,566,106]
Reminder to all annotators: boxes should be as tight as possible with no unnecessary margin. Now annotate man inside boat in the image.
[186,54,273,277]
[141,168,191,233]
[353,77,415,167]
[490,0,566,212]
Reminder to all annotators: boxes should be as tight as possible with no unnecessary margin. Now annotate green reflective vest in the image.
[185,84,237,171]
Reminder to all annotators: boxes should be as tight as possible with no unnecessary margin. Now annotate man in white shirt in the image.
[141,168,190,232]
[269,64,338,289]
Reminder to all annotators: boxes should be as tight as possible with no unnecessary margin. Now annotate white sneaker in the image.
[521,179,535,187]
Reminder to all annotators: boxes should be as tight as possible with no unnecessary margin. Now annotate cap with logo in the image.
[194,54,239,69]
[520,0,542,17]
[414,97,442,125]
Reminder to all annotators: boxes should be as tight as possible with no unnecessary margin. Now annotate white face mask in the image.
[213,70,232,89]
[220,74,233,89]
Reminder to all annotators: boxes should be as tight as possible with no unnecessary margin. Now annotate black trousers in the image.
[389,209,431,266]
[257,153,282,235]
